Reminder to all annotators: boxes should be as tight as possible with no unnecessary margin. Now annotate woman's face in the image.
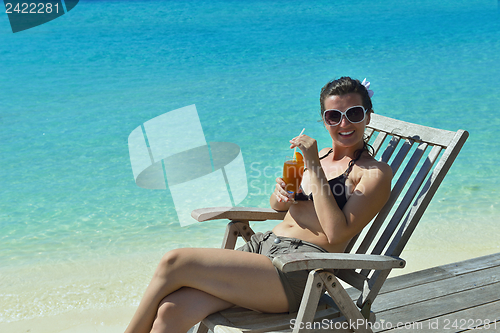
[323,93,370,149]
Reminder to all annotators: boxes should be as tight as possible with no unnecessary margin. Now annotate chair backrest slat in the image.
[369,144,442,258]
[365,127,375,141]
[370,131,387,156]
[343,233,360,254]
[387,131,467,257]
[387,139,414,175]
[379,136,401,163]
[353,141,427,255]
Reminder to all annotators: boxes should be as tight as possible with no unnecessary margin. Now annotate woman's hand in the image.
[289,134,320,170]
[269,177,299,211]
[273,177,295,203]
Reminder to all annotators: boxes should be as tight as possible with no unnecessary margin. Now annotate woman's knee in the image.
[160,248,182,266]
[151,299,182,332]
[152,290,198,332]
[155,248,193,280]
[157,298,180,321]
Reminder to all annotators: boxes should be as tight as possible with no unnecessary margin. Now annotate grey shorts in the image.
[236,231,329,313]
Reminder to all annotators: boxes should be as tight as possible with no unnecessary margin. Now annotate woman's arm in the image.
[300,144,347,244]
[290,135,392,246]
[310,161,392,245]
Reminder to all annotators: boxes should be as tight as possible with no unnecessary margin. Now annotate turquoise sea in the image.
[1,0,500,324]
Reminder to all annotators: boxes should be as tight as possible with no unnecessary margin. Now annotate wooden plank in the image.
[273,253,405,273]
[374,280,500,329]
[365,127,375,141]
[212,300,340,332]
[387,139,414,176]
[224,311,295,332]
[377,252,500,294]
[202,311,237,332]
[192,207,286,222]
[370,131,388,156]
[292,271,327,333]
[368,114,459,147]
[379,136,401,164]
[377,266,452,294]
[461,308,500,332]
[344,232,360,253]
[372,264,500,313]
[437,252,500,276]
[380,300,500,332]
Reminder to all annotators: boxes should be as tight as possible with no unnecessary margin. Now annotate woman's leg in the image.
[124,248,289,333]
[151,287,232,333]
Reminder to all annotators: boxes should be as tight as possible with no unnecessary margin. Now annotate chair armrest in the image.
[191,207,287,222]
[272,252,405,272]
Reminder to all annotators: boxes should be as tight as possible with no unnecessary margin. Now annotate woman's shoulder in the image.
[357,153,393,181]
[318,147,333,158]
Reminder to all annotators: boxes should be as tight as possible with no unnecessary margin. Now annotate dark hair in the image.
[320,77,373,116]
[320,76,374,156]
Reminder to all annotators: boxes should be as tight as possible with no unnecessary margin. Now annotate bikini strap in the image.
[303,149,333,172]
[342,144,367,178]
[319,148,333,160]
[310,145,365,177]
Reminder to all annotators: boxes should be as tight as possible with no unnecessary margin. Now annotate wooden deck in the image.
[369,252,500,332]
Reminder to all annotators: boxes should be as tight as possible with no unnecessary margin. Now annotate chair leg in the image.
[357,269,391,312]
[222,222,240,249]
[292,270,328,333]
[221,221,254,249]
[321,272,373,333]
[192,321,209,333]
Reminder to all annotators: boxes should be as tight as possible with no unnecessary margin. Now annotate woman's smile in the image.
[338,130,355,137]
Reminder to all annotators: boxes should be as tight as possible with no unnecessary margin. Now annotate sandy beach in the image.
[0,307,134,333]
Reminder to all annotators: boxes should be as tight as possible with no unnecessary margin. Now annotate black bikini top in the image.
[294,149,361,209]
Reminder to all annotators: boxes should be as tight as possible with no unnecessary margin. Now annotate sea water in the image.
[1,0,499,323]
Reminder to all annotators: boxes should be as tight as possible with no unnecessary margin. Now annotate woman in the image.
[124,77,393,333]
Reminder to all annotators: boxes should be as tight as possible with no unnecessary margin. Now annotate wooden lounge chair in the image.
[190,114,469,333]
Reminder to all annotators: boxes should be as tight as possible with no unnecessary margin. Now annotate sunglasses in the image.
[323,106,368,126]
